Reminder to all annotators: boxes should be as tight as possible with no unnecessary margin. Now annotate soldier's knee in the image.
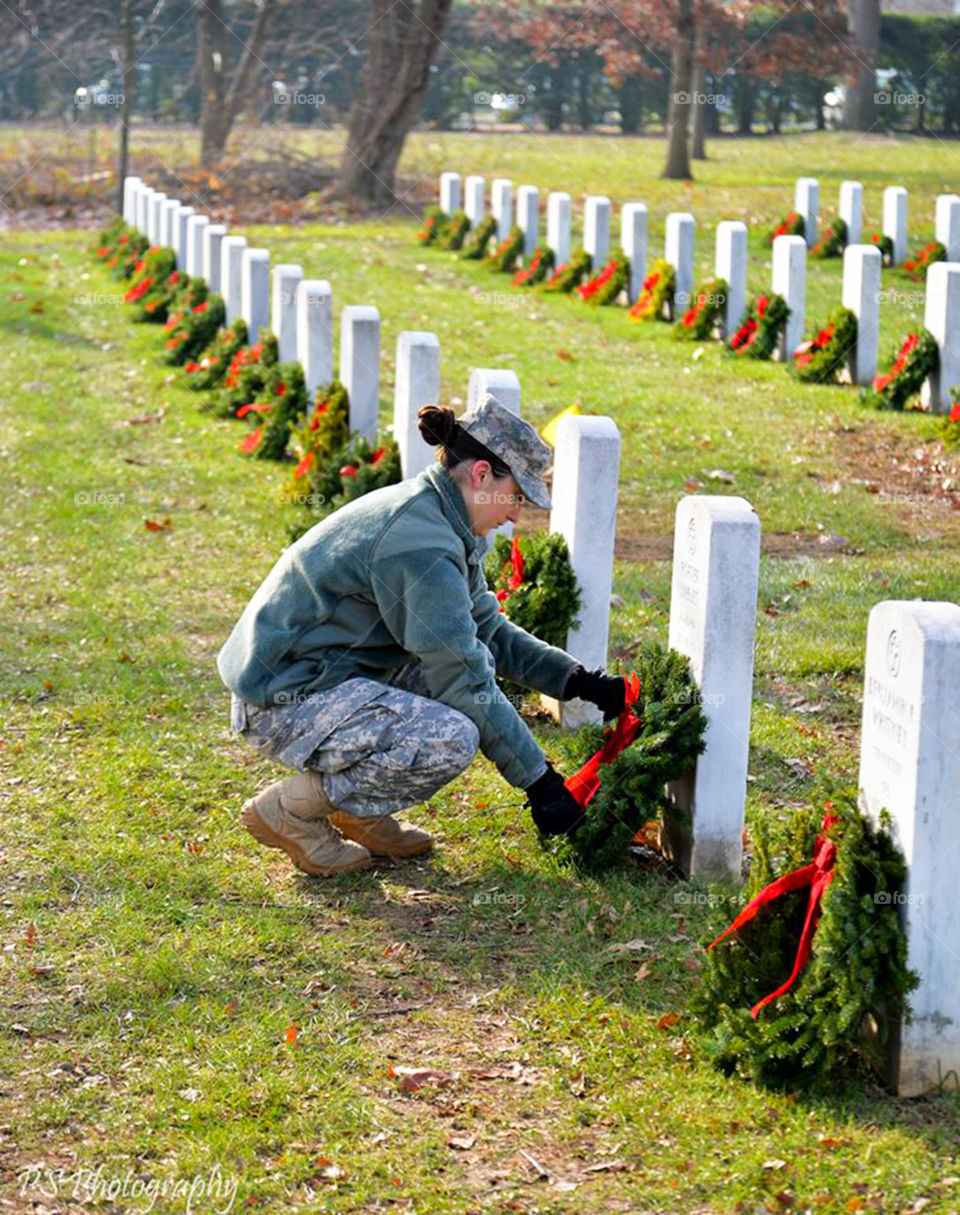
[446,716,480,776]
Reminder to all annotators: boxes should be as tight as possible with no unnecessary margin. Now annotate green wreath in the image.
[541,247,593,294]
[576,250,631,305]
[727,293,789,361]
[459,215,497,261]
[673,276,728,341]
[488,226,526,273]
[513,245,555,287]
[438,209,471,251]
[541,640,707,873]
[810,216,847,260]
[766,211,805,245]
[184,317,248,391]
[792,307,857,384]
[861,329,939,411]
[628,258,676,322]
[690,791,917,1090]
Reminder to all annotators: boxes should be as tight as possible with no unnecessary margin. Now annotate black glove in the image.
[563,665,627,721]
[524,763,585,836]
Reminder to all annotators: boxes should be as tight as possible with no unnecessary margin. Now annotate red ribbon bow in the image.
[706,808,839,1018]
[565,672,643,808]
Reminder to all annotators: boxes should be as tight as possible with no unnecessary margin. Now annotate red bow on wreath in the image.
[565,672,643,808]
[706,807,839,1018]
[495,535,526,610]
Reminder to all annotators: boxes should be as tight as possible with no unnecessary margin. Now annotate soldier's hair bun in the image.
[417,405,459,448]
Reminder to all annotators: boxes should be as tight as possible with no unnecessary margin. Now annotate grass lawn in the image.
[2,130,960,1213]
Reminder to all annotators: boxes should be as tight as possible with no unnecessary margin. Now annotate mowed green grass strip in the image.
[0,193,957,1214]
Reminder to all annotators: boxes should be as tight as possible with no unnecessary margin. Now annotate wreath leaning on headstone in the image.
[627,258,676,323]
[727,293,789,360]
[690,791,917,1090]
[861,329,939,411]
[791,306,857,384]
[540,639,708,873]
[541,248,593,294]
[766,211,805,244]
[673,277,728,341]
[810,217,848,260]
[576,250,631,305]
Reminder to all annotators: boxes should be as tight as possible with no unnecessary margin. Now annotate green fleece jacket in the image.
[216,462,580,788]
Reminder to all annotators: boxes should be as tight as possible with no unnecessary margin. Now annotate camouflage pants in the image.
[229,659,480,817]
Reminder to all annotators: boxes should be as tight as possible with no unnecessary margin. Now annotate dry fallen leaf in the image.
[285,1023,300,1045]
[656,1012,681,1030]
[448,1133,476,1150]
[390,1065,457,1092]
[144,517,172,532]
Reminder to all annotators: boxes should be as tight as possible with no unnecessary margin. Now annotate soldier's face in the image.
[462,462,525,535]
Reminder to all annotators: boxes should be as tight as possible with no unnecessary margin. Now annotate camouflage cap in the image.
[458,392,553,510]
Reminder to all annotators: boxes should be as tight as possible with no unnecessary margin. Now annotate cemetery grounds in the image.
[1,129,959,1213]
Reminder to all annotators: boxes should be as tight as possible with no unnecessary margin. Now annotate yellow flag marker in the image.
[539,402,582,447]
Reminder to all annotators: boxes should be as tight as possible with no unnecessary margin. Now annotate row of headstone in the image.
[122,176,386,439]
[796,177,960,267]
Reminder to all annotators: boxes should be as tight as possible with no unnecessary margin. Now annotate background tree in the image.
[332,0,454,205]
[845,0,879,130]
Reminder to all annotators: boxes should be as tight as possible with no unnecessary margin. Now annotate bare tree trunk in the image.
[662,0,695,180]
[116,0,134,214]
[197,0,274,167]
[333,0,454,205]
[844,0,879,130]
[690,41,707,160]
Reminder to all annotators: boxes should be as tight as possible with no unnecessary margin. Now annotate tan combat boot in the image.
[241,770,372,876]
[326,809,433,859]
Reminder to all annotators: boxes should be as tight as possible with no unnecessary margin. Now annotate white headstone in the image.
[240,247,270,339]
[921,261,960,413]
[547,415,621,729]
[467,368,521,415]
[935,193,960,263]
[583,195,611,265]
[340,305,381,441]
[772,234,806,361]
[440,171,462,216]
[174,205,194,270]
[393,332,441,479]
[464,175,485,225]
[621,203,648,305]
[491,178,512,242]
[665,211,695,310]
[839,180,863,245]
[546,192,571,267]
[202,224,226,293]
[883,185,909,266]
[517,185,539,258]
[123,176,141,226]
[842,244,881,386]
[296,279,333,397]
[136,187,153,236]
[439,170,461,215]
[715,220,747,339]
[794,177,819,247]
[858,599,960,1097]
[221,235,247,325]
[271,263,303,363]
[149,192,166,245]
[185,214,209,279]
[160,198,179,250]
[665,495,761,880]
